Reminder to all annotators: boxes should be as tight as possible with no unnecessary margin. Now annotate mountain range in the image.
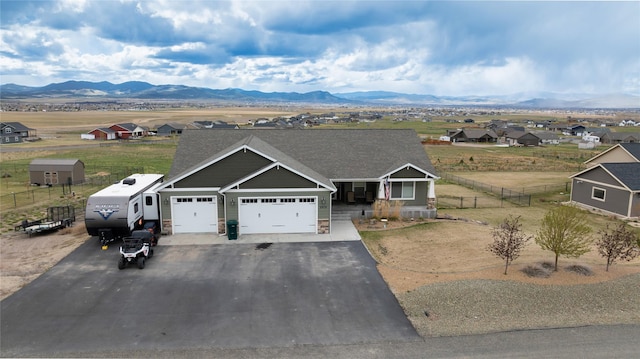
[1,80,638,109]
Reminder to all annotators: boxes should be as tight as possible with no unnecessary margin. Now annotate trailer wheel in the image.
[118,256,126,270]
[137,257,145,269]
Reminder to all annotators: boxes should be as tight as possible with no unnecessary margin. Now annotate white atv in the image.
[118,230,154,270]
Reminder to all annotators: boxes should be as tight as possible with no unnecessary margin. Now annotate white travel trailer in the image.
[85,173,164,245]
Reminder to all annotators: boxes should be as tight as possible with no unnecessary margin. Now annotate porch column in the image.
[427,179,436,209]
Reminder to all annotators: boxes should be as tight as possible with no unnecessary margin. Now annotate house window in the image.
[391,182,415,200]
[4,128,12,134]
[592,187,606,201]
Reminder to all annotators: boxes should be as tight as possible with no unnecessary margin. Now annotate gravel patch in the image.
[399,273,640,337]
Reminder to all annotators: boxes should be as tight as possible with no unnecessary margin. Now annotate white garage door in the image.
[171,196,218,234]
[239,197,317,234]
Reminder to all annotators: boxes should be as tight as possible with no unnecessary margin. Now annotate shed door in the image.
[239,197,316,234]
[171,196,218,234]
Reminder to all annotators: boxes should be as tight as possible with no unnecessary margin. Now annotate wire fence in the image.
[0,167,143,210]
[436,195,528,209]
[438,172,571,208]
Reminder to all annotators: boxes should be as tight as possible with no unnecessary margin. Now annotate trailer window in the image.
[134,203,139,213]
[145,196,153,206]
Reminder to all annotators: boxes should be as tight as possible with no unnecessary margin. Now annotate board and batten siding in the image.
[173,150,272,188]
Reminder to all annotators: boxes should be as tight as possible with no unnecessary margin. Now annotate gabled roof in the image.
[451,129,498,139]
[111,123,139,131]
[168,129,437,182]
[620,143,640,160]
[584,143,640,164]
[89,127,116,134]
[1,122,33,131]
[159,122,188,130]
[532,131,559,140]
[601,163,640,191]
[571,162,640,191]
[505,130,539,139]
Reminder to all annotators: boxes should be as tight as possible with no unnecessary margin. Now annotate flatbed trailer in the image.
[23,220,71,237]
[14,205,76,237]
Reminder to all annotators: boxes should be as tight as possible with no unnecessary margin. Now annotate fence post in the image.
[460,196,463,209]
[474,197,477,208]
[12,192,16,207]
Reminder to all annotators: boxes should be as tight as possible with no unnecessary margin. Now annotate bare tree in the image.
[596,223,640,271]
[535,205,593,271]
[487,215,532,275]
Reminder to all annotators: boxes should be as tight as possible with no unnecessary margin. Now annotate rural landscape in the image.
[1,102,639,344]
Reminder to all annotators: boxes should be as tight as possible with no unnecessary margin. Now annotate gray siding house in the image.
[29,159,85,185]
[569,143,640,219]
[156,129,439,237]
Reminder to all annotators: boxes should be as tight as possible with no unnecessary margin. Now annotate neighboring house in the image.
[599,132,640,144]
[569,163,640,219]
[583,143,640,167]
[86,128,117,140]
[109,123,146,139]
[568,124,587,136]
[1,122,35,144]
[156,129,439,237]
[29,159,85,185]
[157,123,189,136]
[504,131,540,146]
[193,120,238,129]
[449,129,498,143]
[569,143,640,219]
[532,131,560,145]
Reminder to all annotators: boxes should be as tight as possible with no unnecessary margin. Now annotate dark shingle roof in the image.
[620,143,640,161]
[601,163,640,190]
[169,129,437,181]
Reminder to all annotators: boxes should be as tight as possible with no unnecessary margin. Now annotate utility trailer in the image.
[15,205,76,237]
[84,173,164,247]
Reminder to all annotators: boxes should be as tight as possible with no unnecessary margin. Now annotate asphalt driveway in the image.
[1,240,419,357]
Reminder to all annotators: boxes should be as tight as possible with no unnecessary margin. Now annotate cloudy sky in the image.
[1,0,638,96]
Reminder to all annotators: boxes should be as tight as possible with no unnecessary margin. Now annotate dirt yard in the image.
[355,217,640,293]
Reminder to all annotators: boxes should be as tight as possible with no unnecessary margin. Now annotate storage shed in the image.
[29,159,85,185]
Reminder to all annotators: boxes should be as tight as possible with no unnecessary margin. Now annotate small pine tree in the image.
[487,215,532,275]
[596,223,640,271]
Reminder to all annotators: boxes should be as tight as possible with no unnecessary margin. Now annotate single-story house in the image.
[1,122,36,144]
[86,128,117,140]
[192,120,238,129]
[449,129,498,143]
[156,129,439,237]
[29,159,85,185]
[109,123,147,139]
[504,131,540,146]
[569,162,640,219]
[157,123,189,136]
[599,132,640,144]
[532,131,560,145]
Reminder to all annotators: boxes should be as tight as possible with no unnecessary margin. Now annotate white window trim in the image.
[390,181,415,200]
[591,186,606,202]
